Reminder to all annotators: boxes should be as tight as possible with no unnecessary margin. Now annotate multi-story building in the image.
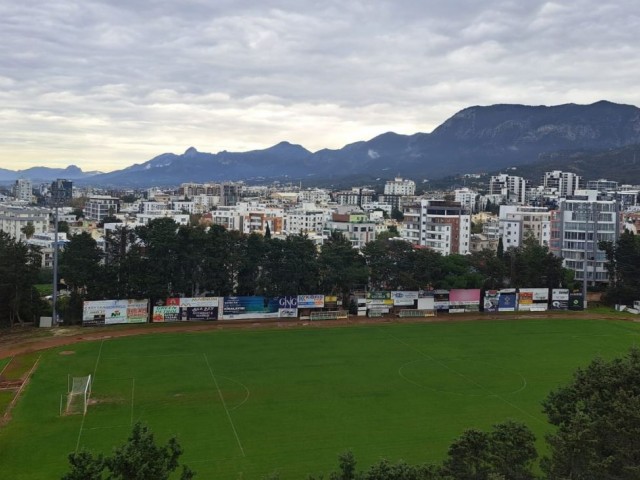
[551,190,621,285]
[26,232,69,268]
[400,200,471,255]
[0,205,50,240]
[13,179,33,203]
[489,174,528,204]
[542,171,581,198]
[84,196,120,221]
[334,188,375,207]
[299,188,331,204]
[384,177,416,196]
[284,209,327,235]
[498,205,551,248]
[50,179,73,205]
[586,179,618,192]
[324,212,376,249]
[454,188,478,213]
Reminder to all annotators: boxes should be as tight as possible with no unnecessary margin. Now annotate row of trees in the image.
[64,348,640,479]
[56,219,573,322]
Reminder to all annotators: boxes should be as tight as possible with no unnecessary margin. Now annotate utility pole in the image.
[52,181,60,325]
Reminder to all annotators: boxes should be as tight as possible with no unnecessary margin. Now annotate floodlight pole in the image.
[52,189,59,325]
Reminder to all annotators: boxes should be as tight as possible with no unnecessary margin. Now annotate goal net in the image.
[62,375,92,415]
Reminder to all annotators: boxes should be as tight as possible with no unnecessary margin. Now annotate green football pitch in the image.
[1,318,639,479]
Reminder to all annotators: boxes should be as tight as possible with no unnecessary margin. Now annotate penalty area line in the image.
[75,339,104,453]
[203,353,246,457]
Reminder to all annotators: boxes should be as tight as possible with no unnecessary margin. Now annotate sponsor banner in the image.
[222,296,281,319]
[279,308,298,318]
[569,293,584,311]
[449,308,466,314]
[449,289,481,312]
[324,296,338,309]
[83,299,148,325]
[186,306,218,321]
[277,296,298,309]
[152,305,180,322]
[367,291,392,300]
[297,294,325,308]
[551,289,570,310]
[179,297,219,308]
[392,291,419,306]
[417,296,435,310]
[166,298,181,306]
[433,290,450,312]
[484,291,499,312]
[126,300,149,323]
[519,288,549,311]
[418,290,434,298]
[498,290,517,312]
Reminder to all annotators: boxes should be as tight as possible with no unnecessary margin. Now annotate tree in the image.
[318,231,368,304]
[441,421,537,480]
[391,208,404,221]
[63,422,195,480]
[542,347,640,479]
[21,222,35,239]
[0,232,43,326]
[600,230,640,305]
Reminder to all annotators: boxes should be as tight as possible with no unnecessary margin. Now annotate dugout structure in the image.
[61,375,92,416]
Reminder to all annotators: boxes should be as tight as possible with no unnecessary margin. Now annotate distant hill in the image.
[18,100,640,187]
[0,165,101,183]
[501,144,640,185]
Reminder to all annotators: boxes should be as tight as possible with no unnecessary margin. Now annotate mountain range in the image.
[3,100,640,187]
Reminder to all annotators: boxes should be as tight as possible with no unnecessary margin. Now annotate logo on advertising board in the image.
[278,296,298,309]
[297,294,324,308]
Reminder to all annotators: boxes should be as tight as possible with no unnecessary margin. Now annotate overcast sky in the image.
[1,1,639,172]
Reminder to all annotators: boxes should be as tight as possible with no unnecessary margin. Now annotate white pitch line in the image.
[203,353,246,457]
[0,356,13,377]
[75,339,104,453]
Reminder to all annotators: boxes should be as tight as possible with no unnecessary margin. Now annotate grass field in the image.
[1,318,639,479]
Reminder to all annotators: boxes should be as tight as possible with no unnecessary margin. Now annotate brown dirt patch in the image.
[0,311,638,361]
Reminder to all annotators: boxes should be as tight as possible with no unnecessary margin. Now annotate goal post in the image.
[62,374,92,415]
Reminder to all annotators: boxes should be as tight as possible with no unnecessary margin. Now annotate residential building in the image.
[50,179,73,205]
[498,205,551,248]
[587,179,618,192]
[454,188,478,213]
[542,171,581,197]
[334,188,375,207]
[0,205,50,241]
[384,177,416,196]
[551,190,621,285]
[401,200,471,255]
[489,174,528,204]
[26,232,69,268]
[13,179,33,203]
[284,209,327,235]
[324,212,376,249]
[84,196,120,221]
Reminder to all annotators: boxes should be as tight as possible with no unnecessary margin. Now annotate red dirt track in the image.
[0,311,637,361]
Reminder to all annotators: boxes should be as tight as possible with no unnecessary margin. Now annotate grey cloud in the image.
[1,0,639,170]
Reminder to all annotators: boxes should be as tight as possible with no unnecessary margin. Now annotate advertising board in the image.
[551,289,570,310]
[498,289,517,312]
[83,299,149,326]
[484,290,499,312]
[449,289,481,313]
[222,296,281,319]
[391,291,419,306]
[297,294,325,309]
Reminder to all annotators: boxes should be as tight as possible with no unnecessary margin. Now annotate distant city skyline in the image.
[2,1,639,173]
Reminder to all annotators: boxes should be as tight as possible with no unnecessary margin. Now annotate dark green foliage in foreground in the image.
[62,422,195,480]
[600,230,640,305]
[542,347,640,480]
[300,421,537,480]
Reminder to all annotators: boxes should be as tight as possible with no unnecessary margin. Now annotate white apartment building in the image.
[84,196,120,221]
[140,201,168,214]
[135,211,189,226]
[401,200,471,255]
[284,209,328,235]
[13,179,33,203]
[454,188,478,213]
[551,190,621,285]
[26,232,69,268]
[543,171,581,198]
[489,174,528,204]
[384,177,416,196]
[299,188,331,204]
[324,213,376,249]
[172,201,196,214]
[0,205,50,241]
[498,205,551,248]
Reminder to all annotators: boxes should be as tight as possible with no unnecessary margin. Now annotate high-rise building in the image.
[542,171,581,197]
[498,205,551,248]
[551,190,621,285]
[401,200,471,255]
[384,177,416,196]
[489,174,528,204]
[51,179,73,205]
[13,179,33,203]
